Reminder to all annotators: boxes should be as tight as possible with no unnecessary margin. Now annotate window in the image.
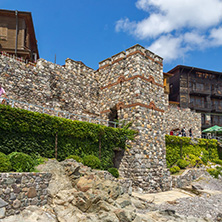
[0,25,8,40]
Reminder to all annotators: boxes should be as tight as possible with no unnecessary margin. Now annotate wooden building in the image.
[0,9,39,62]
[168,65,222,130]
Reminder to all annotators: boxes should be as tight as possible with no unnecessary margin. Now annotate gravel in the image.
[157,176,222,221]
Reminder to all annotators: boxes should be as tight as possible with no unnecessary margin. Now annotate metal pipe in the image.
[15,10,19,56]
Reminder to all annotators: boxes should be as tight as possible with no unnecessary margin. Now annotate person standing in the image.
[189,128,193,137]
[0,83,8,104]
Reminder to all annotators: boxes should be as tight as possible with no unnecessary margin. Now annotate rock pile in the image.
[1,159,221,222]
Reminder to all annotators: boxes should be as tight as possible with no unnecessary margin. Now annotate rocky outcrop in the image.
[1,159,219,222]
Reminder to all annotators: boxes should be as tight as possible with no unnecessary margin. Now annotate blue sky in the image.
[1,0,222,72]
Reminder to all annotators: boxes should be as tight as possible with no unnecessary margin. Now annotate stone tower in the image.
[97,44,171,192]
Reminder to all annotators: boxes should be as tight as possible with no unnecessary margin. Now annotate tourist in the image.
[0,83,8,104]
[170,130,174,135]
[181,127,186,137]
[189,128,193,137]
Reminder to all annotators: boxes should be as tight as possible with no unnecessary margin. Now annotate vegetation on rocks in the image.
[176,159,189,169]
[108,167,119,178]
[207,167,222,179]
[170,166,180,174]
[66,155,83,163]
[82,155,101,169]
[166,135,221,174]
[8,152,35,172]
[0,152,11,172]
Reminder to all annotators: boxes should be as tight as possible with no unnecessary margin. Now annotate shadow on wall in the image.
[113,149,125,169]
[108,105,118,127]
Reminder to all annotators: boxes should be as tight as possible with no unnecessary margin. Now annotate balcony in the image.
[211,88,222,98]
[189,86,211,96]
[189,102,212,112]
[212,104,222,113]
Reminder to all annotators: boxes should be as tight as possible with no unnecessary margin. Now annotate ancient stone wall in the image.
[98,45,171,192]
[165,104,201,138]
[0,53,99,118]
[0,45,202,193]
[0,172,51,218]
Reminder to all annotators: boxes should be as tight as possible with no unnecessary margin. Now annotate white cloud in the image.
[210,27,222,46]
[148,35,184,62]
[116,0,222,62]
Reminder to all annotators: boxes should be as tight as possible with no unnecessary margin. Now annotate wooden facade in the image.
[168,65,222,130]
[0,9,39,62]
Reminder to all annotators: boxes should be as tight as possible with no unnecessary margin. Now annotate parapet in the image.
[65,58,94,72]
[98,44,163,70]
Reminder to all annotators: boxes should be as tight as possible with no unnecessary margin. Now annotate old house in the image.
[0,9,39,62]
[168,65,222,130]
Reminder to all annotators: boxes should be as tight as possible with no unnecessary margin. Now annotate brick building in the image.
[0,9,39,62]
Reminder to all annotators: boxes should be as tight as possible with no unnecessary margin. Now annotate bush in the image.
[9,152,35,172]
[207,168,222,179]
[66,155,83,163]
[186,154,203,168]
[30,153,48,166]
[108,168,119,178]
[0,104,136,168]
[165,135,219,167]
[212,159,222,165]
[170,166,180,174]
[83,155,101,169]
[0,152,11,172]
[176,159,189,169]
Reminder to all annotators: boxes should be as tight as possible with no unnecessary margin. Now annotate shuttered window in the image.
[0,25,8,40]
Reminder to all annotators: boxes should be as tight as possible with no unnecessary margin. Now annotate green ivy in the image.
[0,105,136,170]
[166,135,220,167]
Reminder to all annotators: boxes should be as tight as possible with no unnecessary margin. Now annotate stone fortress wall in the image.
[97,45,171,192]
[0,172,51,218]
[165,103,201,137]
[0,45,201,192]
[0,54,100,118]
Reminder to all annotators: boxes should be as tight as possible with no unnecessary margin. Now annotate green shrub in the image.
[186,154,203,168]
[83,155,101,169]
[165,135,219,167]
[212,159,222,165]
[108,168,119,178]
[66,155,83,163]
[0,152,11,172]
[207,168,222,178]
[0,104,136,169]
[9,152,35,172]
[170,166,180,174]
[30,153,48,166]
[176,159,189,169]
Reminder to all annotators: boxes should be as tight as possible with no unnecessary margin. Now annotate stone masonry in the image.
[98,45,171,192]
[165,103,201,138]
[0,44,201,192]
[0,172,51,218]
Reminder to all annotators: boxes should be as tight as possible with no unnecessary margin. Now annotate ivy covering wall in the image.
[0,105,136,169]
[166,135,220,167]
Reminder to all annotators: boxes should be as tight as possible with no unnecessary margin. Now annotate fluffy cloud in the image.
[116,0,222,62]
[210,27,222,46]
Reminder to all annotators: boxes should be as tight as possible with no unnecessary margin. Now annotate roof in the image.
[163,72,173,77]
[168,65,222,76]
[0,9,39,59]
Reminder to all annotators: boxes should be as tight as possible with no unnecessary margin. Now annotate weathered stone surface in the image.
[0,207,6,219]
[27,187,37,198]
[76,176,94,192]
[0,198,8,208]
[0,172,51,217]
[12,200,21,209]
